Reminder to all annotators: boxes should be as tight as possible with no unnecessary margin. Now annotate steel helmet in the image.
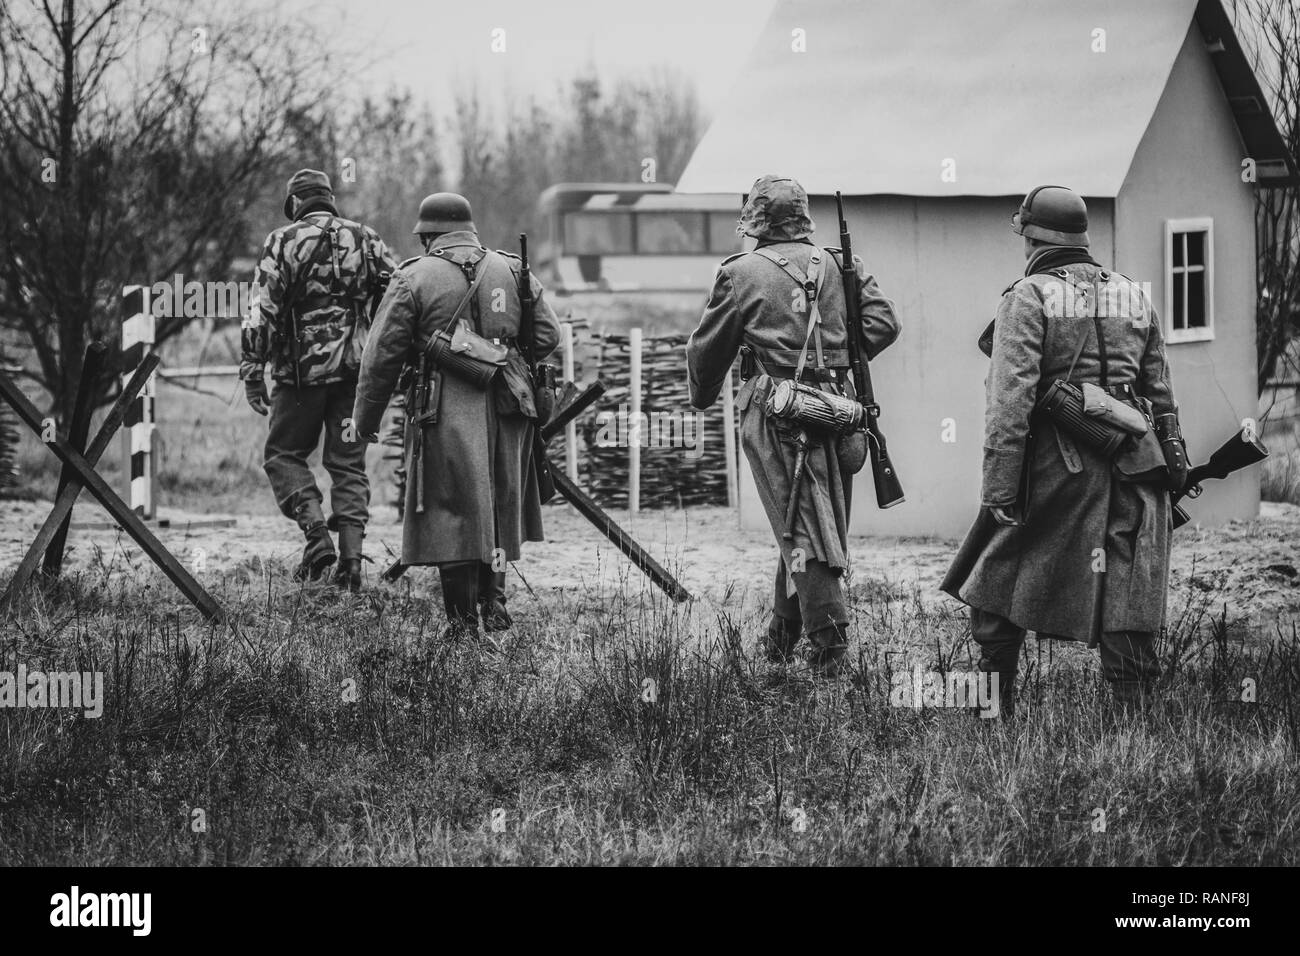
[1012,185,1089,246]
[413,192,475,235]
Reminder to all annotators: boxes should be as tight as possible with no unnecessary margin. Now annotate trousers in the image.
[772,554,849,635]
[970,608,1161,686]
[263,381,369,530]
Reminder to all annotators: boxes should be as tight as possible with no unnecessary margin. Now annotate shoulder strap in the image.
[423,255,490,356]
[284,222,334,316]
[1092,272,1109,388]
[753,246,810,287]
[1062,272,1110,386]
[753,247,827,379]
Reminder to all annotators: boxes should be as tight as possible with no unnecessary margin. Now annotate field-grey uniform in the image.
[687,176,900,675]
[942,186,1185,713]
[354,194,560,635]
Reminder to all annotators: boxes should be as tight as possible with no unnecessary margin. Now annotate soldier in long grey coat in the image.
[353,193,560,640]
[941,185,1188,714]
[687,175,900,676]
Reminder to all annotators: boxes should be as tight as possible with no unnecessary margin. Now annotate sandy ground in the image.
[3,496,1299,634]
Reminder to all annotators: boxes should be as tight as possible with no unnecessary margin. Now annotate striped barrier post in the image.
[121,285,156,519]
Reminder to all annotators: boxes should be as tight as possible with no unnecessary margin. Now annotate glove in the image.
[245,379,270,416]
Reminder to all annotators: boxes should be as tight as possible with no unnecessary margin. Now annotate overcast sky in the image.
[276,0,779,112]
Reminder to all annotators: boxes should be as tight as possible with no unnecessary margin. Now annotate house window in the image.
[1164,218,1214,343]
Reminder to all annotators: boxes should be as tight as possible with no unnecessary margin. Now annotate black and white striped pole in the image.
[120,285,156,519]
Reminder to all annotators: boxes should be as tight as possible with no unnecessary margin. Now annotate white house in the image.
[677,0,1296,536]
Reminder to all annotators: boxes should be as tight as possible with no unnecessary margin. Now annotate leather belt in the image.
[764,367,849,385]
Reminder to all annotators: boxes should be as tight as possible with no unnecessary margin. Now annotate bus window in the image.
[636,211,706,254]
[564,212,633,254]
[708,213,743,254]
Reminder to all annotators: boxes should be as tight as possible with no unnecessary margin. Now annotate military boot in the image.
[478,563,512,632]
[1109,681,1155,720]
[292,500,336,582]
[981,671,1017,721]
[438,562,481,641]
[762,614,802,664]
[806,622,850,678]
[333,523,364,592]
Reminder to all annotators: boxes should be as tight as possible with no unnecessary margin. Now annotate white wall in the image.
[1114,22,1261,527]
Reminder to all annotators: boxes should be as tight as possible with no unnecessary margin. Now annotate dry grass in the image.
[0,557,1296,866]
[2,327,1298,865]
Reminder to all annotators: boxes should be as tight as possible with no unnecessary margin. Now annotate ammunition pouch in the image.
[496,351,538,419]
[532,363,558,425]
[427,320,508,389]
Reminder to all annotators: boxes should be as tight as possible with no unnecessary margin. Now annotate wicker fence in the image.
[382,326,738,515]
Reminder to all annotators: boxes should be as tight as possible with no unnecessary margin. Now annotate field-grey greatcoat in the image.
[940,262,1178,643]
[687,239,900,606]
[353,230,560,566]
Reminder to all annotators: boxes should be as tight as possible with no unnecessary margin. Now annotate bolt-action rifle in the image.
[1171,428,1268,529]
[835,191,905,509]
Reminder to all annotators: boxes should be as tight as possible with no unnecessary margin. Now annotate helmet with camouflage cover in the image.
[1012,185,1089,246]
[736,174,815,242]
[414,192,476,235]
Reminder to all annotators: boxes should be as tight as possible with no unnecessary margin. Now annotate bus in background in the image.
[534,183,743,335]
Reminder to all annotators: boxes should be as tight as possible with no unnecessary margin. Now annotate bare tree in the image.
[1234,0,1300,396]
[0,0,337,421]
[342,92,446,263]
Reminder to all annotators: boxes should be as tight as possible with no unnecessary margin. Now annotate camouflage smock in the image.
[241,210,396,387]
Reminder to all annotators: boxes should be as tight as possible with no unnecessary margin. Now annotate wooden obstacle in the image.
[0,344,226,624]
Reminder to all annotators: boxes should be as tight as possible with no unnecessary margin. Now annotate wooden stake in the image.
[722,360,738,509]
[561,322,578,482]
[629,327,642,516]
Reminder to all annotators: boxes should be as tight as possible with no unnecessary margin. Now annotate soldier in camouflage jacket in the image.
[241,169,397,589]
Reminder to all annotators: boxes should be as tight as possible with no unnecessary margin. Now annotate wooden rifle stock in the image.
[1170,429,1268,529]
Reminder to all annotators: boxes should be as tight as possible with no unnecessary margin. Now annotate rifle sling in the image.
[827,248,879,408]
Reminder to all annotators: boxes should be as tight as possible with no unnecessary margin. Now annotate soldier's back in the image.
[722,242,853,359]
[1012,262,1156,389]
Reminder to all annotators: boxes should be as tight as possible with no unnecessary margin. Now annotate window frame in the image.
[1163,217,1214,344]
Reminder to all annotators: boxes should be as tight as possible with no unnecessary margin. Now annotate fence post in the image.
[121,285,156,519]
[561,321,578,482]
[722,359,738,509]
[629,327,642,515]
